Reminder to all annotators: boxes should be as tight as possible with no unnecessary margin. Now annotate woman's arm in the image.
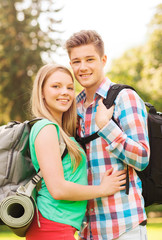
[35,125,126,201]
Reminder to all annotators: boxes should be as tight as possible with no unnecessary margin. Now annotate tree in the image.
[107,46,144,85]
[138,4,162,109]
[107,4,162,111]
[0,0,63,123]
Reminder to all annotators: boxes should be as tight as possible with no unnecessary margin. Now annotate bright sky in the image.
[52,0,161,71]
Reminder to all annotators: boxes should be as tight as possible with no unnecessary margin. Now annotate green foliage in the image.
[146,204,162,215]
[0,0,63,123]
[107,46,144,85]
[107,4,162,112]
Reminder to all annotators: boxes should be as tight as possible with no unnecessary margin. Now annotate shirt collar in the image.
[76,77,112,104]
[96,77,112,99]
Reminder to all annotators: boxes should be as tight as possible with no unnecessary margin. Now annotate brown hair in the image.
[65,30,105,57]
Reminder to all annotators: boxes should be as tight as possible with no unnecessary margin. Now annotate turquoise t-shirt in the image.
[29,119,88,230]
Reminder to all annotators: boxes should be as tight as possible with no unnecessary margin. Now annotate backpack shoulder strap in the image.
[103,84,135,109]
[145,102,157,114]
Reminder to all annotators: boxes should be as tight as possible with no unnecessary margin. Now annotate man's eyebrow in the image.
[86,55,95,58]
[71,55,95,61]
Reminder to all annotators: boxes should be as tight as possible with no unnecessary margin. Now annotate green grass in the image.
[0,219,162,239]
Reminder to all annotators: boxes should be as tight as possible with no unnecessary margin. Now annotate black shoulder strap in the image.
[145,102,157,114]
[61,147,68,160]
[76,132,99,152]
[103,84,135,109]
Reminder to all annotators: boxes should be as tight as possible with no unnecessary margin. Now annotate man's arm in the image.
[96,89,150,171]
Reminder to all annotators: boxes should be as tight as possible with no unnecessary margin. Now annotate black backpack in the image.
[77,84,162,207]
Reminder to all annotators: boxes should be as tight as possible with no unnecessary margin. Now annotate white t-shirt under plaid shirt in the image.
[76,78,150,240]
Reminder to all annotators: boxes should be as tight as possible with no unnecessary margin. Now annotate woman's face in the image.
[42,70,75,121]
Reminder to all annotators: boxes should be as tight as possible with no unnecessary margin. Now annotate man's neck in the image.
[84,77,105,107]
[84,86,99,108]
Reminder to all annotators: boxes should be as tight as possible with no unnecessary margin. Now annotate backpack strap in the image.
[61,147,68,159]
[145,102,157,114]
[103,84,135,109]
[76,131,99,151]
[27,118,44,128]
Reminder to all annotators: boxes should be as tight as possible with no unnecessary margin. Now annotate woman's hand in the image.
[100,168,126,197]
[95,98,114,129]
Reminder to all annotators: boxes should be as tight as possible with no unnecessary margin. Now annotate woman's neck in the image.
[50,111,62,127]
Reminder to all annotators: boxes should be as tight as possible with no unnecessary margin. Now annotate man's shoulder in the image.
[115,87,141,103]
[113,87,146,114]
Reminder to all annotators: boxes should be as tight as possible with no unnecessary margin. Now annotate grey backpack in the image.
[0,119,67,202]
[0,118,67,236]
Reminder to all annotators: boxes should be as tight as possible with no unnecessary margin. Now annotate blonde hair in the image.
[31,63,83,170]
[65,30,105,57]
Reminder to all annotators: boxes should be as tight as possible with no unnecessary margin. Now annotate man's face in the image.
[70,44,107,91]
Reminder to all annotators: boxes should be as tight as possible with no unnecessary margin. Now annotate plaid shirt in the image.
[76,78,150,240]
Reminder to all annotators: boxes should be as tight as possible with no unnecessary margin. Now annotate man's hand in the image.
[95,98,114,129]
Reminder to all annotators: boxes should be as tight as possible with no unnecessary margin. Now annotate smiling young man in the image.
[65,30,150,240]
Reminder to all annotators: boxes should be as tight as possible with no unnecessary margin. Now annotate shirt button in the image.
[90,208,94,212]
[86,146,89,149]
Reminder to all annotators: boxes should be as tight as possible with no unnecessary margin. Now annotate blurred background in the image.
[0,0,162,238]
[0,0,161,123]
